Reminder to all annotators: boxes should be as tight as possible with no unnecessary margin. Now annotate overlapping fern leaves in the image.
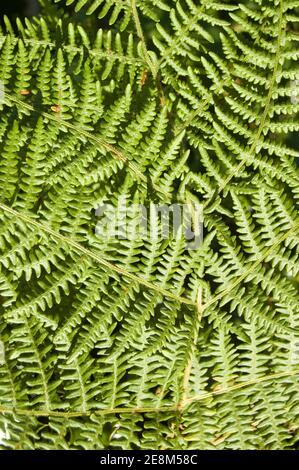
[0,0,298,449]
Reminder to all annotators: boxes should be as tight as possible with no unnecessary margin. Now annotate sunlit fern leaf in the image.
[0,0,298,451]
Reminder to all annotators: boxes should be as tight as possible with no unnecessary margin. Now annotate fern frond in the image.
[0,0,298,451]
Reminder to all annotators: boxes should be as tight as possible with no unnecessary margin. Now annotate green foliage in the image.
[0,0,298,450]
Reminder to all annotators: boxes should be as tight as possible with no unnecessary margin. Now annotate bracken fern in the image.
[0,0,298,450]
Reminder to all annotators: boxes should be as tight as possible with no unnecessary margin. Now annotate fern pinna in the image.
[0,0,298,450]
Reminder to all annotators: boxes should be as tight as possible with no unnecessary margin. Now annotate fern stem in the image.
[130,0,158,78]
[0,368,298,418]
[184,368,299,406]
[178,287,203,410]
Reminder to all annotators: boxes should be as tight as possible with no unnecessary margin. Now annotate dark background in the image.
[0,0,39,17]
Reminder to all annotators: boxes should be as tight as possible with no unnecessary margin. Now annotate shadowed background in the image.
[0,0,39,17]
